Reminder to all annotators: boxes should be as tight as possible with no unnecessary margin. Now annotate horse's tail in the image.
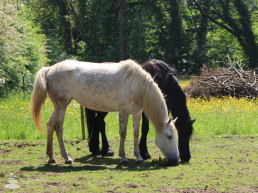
[30,67,50,136]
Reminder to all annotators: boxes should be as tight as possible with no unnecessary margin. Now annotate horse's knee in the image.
[119,130,126,139]
[47,121,52,130]
[133,129,139,138]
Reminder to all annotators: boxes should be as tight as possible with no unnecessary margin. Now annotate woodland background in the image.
[0,0,258,97]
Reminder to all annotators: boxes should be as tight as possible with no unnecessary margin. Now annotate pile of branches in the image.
[184,65,258,99]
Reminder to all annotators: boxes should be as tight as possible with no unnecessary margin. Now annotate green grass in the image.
[0,136,257,192]
[187,97,257,136]
[1,92,257,192]
[0,92,257,140]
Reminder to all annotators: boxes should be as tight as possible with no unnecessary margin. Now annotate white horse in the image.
[31,59,179,165]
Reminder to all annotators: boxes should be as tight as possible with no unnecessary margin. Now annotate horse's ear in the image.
[172,117,178,125]
[167,117,178,126]
[167,118,172,126]
[191,119,196,124]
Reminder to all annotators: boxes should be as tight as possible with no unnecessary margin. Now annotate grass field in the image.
[0,80,257,192]
[0,136,257,192]
[0,89,257,140]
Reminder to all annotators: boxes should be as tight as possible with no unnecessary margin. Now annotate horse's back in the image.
[45,60,142,112]
[46,60,122,85]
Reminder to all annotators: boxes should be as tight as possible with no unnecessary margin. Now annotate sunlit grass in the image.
[0,86,257,140]
[187,97,257,136]
[178,78,192,88]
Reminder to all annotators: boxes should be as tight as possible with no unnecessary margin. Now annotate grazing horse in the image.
[31,59,179,165]
[87,59,195,162]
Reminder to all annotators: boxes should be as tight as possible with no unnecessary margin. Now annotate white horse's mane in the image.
[119,60,168,133]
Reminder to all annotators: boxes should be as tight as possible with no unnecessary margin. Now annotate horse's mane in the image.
[119,60,168,133]
[166,73,193,136]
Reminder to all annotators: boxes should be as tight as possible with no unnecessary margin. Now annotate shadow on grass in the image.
[20,154,183,173]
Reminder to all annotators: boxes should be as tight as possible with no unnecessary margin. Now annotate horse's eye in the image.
[167,135,172,140]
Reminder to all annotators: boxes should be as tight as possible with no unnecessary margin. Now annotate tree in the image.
[56,0,73,55]
[167,0,186,66]
[120,0,126,60]
[0,1,48,96]
[191,0,258,68]
[21,0,258,77]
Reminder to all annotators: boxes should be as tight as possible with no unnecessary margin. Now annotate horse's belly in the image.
[73,91,119,112]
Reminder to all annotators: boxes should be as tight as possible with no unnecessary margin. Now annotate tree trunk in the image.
[58,1,73,55]
[195,0,258,69]
[234,0,258,68]
[169,0,183,52]
[168,0,186,70]
[120,0,126,60]
[193,13,208,72]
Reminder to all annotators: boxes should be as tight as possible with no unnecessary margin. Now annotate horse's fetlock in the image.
[119,151,125,157]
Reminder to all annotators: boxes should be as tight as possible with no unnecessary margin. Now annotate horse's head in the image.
[155,118,179,165]
[176,118,195,162]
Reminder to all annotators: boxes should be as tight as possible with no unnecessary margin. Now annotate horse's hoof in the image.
[91,148,102,156]
[136,159,145,165]
[141,153,151,160]
[48,159,57,164]
[101,148,115,157]
[91,151,101,156]
[65,160,73,164]
[180,156,191,163]
[120,159,129,166]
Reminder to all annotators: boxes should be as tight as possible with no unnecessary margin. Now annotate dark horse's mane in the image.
[166,68,194,136]
[86,59,195,162]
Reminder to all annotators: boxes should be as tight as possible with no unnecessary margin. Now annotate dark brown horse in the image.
[86,59,195,162]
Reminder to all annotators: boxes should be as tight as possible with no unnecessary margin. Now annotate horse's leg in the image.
[85,108,100,155]
[119,112,129,164]
[97,112,114,156]
[46,110,57,164]
[139,112,151,160]
[55,107,73,164]
[133,111,144,164]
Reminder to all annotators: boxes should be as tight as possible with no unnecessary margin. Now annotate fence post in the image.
[22,75,25,94]
[5,78,8,98]
[80,105,86,140]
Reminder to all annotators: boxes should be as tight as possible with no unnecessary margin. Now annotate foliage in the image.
[0,1,48,97]
[189,0,258,69]
[1,0,257,95]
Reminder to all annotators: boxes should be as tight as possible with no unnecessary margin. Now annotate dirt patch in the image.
[46,182,68,190]
[158,187,217,193]
[14,142,38,148]
[0,160,22,165]
[0,148,11,154]
[125,184,138,188]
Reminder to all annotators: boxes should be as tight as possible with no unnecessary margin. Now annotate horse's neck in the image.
[165,74,191,121]
[141,81,168,133]
[167,91,191,121]
[170,103,191,121]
